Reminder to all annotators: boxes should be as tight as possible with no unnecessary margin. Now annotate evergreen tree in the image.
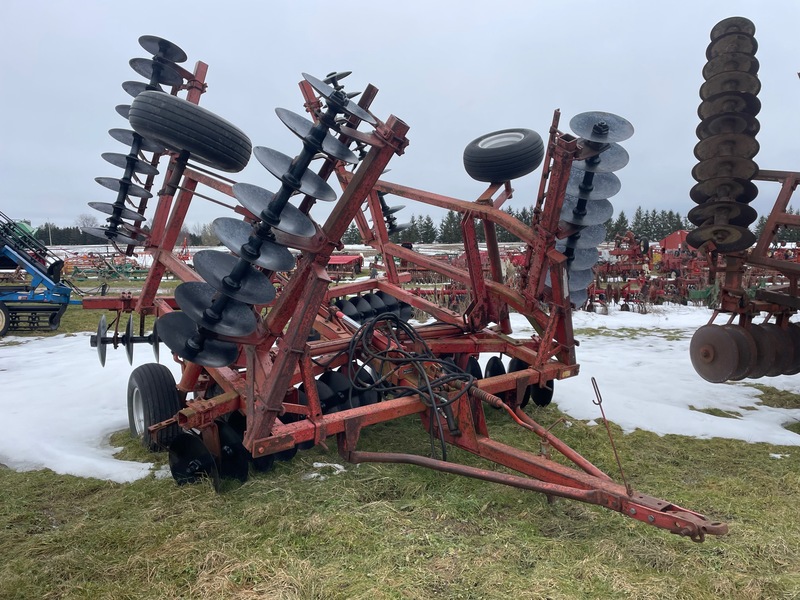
[438,210,462,243]
[631,206,646,238]
[342,223,361,244]
[418,215,437,243]
[606,210,629,241]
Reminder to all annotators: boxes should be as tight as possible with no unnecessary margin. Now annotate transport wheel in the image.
[128,90,252,173]
[463,128,544,182]
[0,302,9,337]
[127,363,181,451]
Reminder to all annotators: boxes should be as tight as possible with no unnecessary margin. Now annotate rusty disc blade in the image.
[687,223,755,252]
[694,133,759,161]
[722,324,757,380]
[689,324,739,383]
[706,33,758,60]
[710,17,756,40]
[687,201,757,227]
[696,111,759,140]
[690,177,758,204]
[746,324,776,379]
[691,156,757,182]
[700,71,761,101]
[760,323,794,376]
[698,91,761,119]
[702,51,759,79]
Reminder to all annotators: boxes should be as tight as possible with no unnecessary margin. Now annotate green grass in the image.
[2,287,800,598]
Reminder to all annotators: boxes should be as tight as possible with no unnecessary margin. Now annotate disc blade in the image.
[690,177,758,204]
[174,281,258,337]
[560,224,607,249]
[302,72,378,126]
[530,378,555,408]
[275,108,358,164]
[375,291,400,316]
[557,245,600,270]
[566,170,621,200]
[168,432,220,490]
[129,57,184,87]
[95,176,153,199]
[253,146,337,202]
[157,311,240,368]
[572,142,629,173]
[124,313,135,365]
[335,298,361,322]
[116,104,131,119]
[232,182,316,238]
[690,324,739,383]
[82,226,145,246]
[352,296,374,322]
[108,128,165,154]
[216,419,250,482]
[691,156,758,182]
[687,201,757,227]
[722,324,757,381]
[698,91,761,119]
[745,324,774,379]
[319,371,355,409]
[138,35,188,63]
[213,217,296,272]
[760,323,794,377]
[694,133,759,161]
[102,152,159,177]
[710,16,756,40]
[569,111,634,143]
[361,292,387,315]
[700,71,761,101]
[122,80,162,97]
[696,112,760,140]
[567,267,594,291]
[706,32,758,60]
[192,250,276,305]
[95,314,107,367]
[687,224,756,252]
[485,356,506,378]
[398,302,414,321]
[88,201,145,223]
[561,196,614,228]
[151,318,160,363]
[702,51,760,80]
[507,357,533,408]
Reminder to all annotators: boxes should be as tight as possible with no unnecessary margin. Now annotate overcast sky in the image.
[2,1,799,232]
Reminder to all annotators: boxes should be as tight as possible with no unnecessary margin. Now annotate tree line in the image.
[31,204,794,248]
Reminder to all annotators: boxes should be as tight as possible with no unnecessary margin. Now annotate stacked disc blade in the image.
[378,192,410,235]
[160,73,366,367]
[556,112,634,306]
[88,35,189,245]
[688,17,760,253]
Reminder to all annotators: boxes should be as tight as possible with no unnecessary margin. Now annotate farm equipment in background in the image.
[0,210,78,336]
[83,34,727,542]
[687,17,800,383]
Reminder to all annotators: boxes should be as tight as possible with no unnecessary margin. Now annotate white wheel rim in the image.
[132,388,145,436]
[478,131,524,149]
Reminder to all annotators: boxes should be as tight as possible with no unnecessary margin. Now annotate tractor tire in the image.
[0,302,9,337]
[463,128,544,183]
[128,90,252,173]
[128,363,182,451]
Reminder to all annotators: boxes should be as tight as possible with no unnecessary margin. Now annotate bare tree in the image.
[75,214,99,229]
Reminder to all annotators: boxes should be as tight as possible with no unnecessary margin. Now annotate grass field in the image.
[1,300,800,599]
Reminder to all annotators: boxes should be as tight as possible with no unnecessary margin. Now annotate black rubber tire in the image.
[127,363,182,451]
[463,128,544,183]
[129,90,252,173]
[0,302,9,337]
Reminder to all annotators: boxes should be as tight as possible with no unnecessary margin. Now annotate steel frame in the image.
[85,69,727,541]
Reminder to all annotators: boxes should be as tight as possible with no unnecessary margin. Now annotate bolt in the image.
[629,508,637,515]
[648,515,655,523]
